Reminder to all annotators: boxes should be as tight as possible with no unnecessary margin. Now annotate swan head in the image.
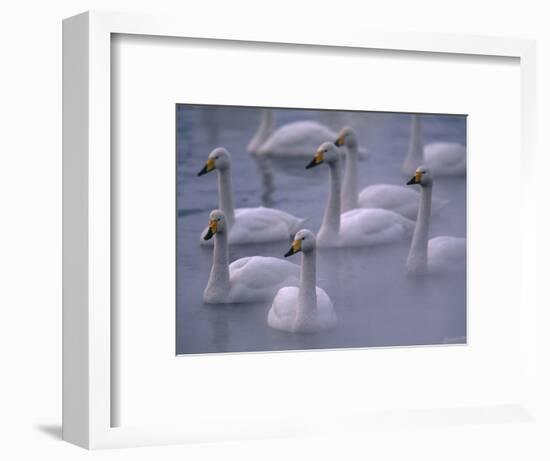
[334,126,358,150]
[305,142,339,169]
[284,229,316,257]
[203,209,227,240]
[197,147,231,176]
[406,165,433,188]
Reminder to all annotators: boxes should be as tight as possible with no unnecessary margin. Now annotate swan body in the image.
[423,142,467,176]
[358,184,448,221]
[335,127,448,217]
[405,166,466,275]
[307,142,414,247]
[336,208,415,247]
[257,120,337,158]
[268,230,337,333]
[426,236,467,273]
[248,109,368,159]
[202,210,300,304]
[402,114,466,177]
[198,147,306,245]
[268,286,335,333]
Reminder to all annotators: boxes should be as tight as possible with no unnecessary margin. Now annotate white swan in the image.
[405,166,466,274]
[246,110,368,206]
[247,108,368,159]
[335,127,448,218]
[197,147,307,244]
[402,114,466,177]
[306,142,414,247]
[202,210,300,304]
[268,229,337,333]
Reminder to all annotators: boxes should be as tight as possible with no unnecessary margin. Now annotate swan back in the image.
[427,236,466,273]
[339,208,415,247]
[357,184,448,220]
[424,142,467,176]
[257,121,337,157]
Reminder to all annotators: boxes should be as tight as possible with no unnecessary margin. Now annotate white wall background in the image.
[1,0,548,459]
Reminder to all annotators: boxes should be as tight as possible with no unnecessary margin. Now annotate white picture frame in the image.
[62,10,538,449]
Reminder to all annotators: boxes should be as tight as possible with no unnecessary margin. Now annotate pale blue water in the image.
[176,106,467,355]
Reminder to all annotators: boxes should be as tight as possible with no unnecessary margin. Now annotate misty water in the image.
[176,105,466,355]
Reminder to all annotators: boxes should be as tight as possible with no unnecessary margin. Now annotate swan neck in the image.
[320,162,341,238]
[249,109,274,153]
[218,168,235,225]
[260,109,274,136]
[342,145,359,212]
[407,185,432,271]
[298,250,317,314]
[405,115,424,168]
[208,230,230,290]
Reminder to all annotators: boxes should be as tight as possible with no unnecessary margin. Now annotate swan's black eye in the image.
[302,237,306,240]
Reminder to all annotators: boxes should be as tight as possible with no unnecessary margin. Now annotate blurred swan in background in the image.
[197,147,307,245]
[405,166,466,275]
[306,142,414,247]
[247,109,367,205]
[248,108,337,158]
[248,108,370,159]
[402,114,466,177]
[335,126,448,218]
[268,229,337,333]
[202,210,300,304]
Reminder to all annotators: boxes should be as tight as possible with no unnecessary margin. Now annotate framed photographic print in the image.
[63,11,538,449]
[176,104,467,355]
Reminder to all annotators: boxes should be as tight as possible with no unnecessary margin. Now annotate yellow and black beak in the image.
[203,219,218,240]
[284,239,302,257]
[407,170,423,186]
[198,158,216,176]
[306,151,324,169]
[334,134,345,147]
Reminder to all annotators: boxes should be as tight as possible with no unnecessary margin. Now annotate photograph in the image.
[176,105,467,355]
